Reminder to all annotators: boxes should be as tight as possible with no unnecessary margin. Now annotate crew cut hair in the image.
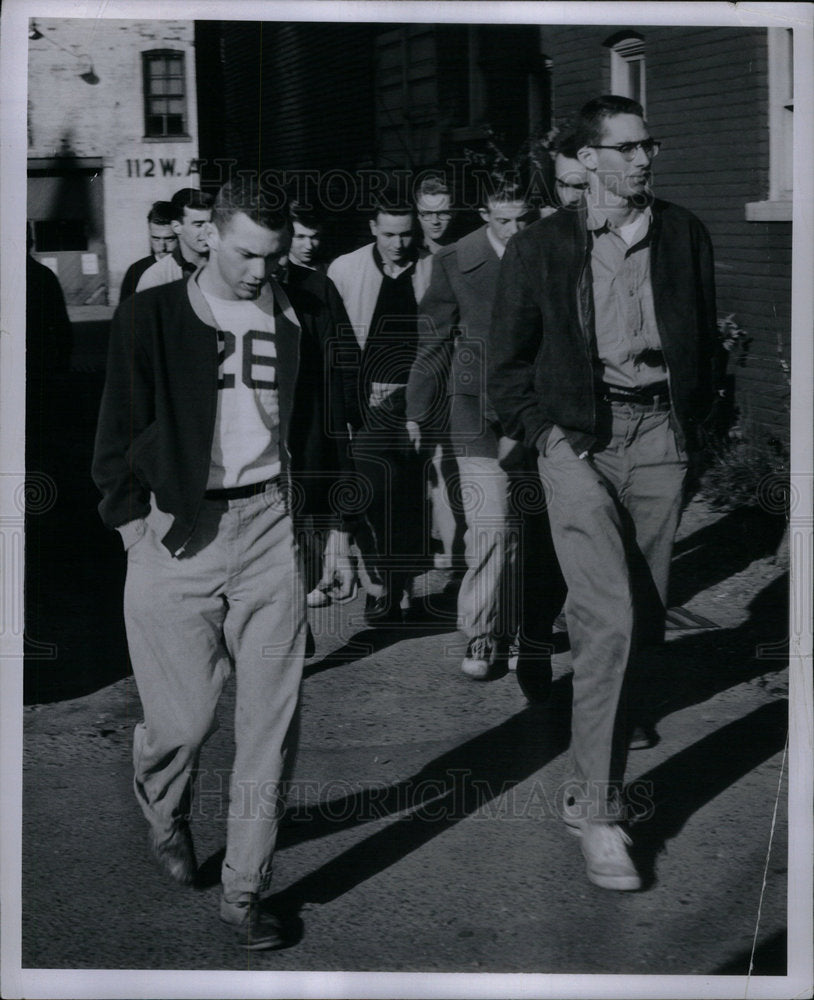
[574,95,646,150]
[169,187,214,222]
[147,201,173,226]
[370,185,415,221]
[212,175,287,233]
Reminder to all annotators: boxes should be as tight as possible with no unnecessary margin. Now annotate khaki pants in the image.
[538,405,687,822]
[123,483,306,895]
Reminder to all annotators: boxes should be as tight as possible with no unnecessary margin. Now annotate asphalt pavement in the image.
[19,498,793,984]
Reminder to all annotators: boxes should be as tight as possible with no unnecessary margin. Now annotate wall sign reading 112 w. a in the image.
[125,158,201,178]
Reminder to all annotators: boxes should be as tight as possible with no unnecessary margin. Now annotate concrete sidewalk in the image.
[20,498,792,977]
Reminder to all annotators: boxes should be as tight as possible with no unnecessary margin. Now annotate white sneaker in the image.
[574,822,641,891]
[461,634,496,680]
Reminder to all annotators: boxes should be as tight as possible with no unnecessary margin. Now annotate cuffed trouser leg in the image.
[124,484,305,896]
[220,490,305,895]
[455,455,514,640]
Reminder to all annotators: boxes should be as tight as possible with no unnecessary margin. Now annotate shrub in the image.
[699,424,789,513]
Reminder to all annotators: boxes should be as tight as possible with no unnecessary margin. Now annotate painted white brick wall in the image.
[28,19,200,304]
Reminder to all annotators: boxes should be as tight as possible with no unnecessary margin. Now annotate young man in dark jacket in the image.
[488,95,718,892]
[93,176,348,949]
[406,182,565,698]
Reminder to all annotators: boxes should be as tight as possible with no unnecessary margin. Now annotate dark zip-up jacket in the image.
[92,272,351,555]
[487,198,718,457]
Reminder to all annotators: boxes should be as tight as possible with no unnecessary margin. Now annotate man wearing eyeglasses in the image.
[415,176,454,255]
[488,95,718,892]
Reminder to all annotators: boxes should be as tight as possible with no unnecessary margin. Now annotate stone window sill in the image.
[745,200,792,222]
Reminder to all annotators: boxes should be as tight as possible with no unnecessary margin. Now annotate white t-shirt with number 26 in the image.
[202,285,281,490]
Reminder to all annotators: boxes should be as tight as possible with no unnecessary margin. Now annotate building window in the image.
[745,27,793,221]
[142,50,187,138]
[605,32,646,112]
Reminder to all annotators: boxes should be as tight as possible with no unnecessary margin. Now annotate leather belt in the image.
[600,381,671,410]
[204,476,280,501]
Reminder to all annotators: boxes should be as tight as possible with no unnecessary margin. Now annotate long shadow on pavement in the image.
[712,927,787,976]
[263,576,786,918]
[303,612,458,679]
[197,677,574,894]
[629,574,788,729]
[625,698,788,888]
[669,506,786,609]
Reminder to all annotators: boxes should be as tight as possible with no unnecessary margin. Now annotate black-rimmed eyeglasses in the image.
[590,139,661,160]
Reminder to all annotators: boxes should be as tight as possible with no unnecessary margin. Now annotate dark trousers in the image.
[353,392,426,597]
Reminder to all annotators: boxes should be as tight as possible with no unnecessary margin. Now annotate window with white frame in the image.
[606,33,646,112]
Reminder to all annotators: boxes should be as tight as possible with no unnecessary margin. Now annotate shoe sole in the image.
[221,913,286,950]
[222,923,286,951]
[241,934,286,951]
[585,870,641,891]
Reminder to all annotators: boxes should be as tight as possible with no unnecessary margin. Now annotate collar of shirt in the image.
[173,244,200,274]
[373,244,416,279]
[485,228,506,260]
[586,203,652,247]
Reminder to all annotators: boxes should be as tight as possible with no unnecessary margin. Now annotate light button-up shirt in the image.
[586,205,667,389]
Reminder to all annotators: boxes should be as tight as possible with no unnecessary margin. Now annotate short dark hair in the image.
[169,187,214,223]
[555,134,580,161]
[288,200,324,233]
[483,179,528,211]
[371,184,414,222]
[212,175,287,233]
[574,95,646,150]
[147,201,173,226]
[415,175,450,201]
